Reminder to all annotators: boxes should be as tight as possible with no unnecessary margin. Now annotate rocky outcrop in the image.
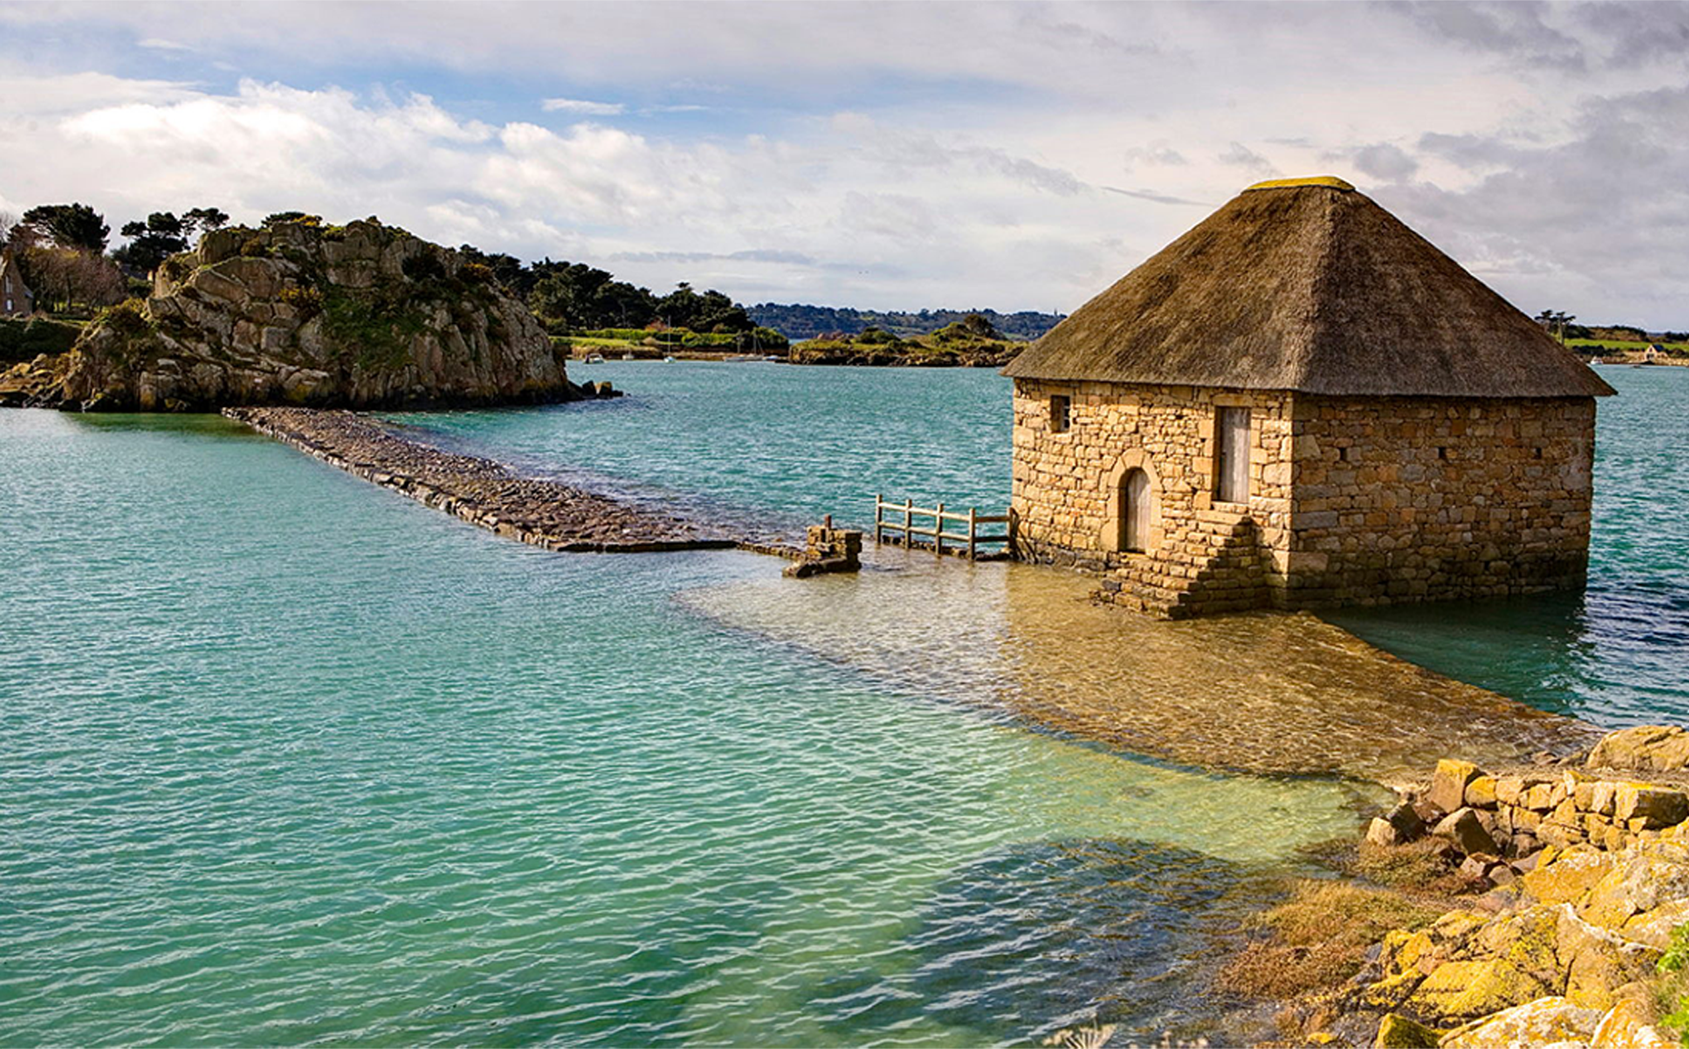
[1331,727,1689,1047]
[2,217,588,411]
[1238,726,1689,1046]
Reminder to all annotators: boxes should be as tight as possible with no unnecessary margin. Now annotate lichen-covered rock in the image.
[1428,759,1480,815]
[15,216,584,411]
[1406,957,1557,1022]
[1466,775,1499,809]
[1589,726,1689,774]
[1591,991,1673,1048]
[1615,784,1689,829]
[1436,996,1602,1049]
[1374,1013,1441,1047]
[1523,845,1616,905]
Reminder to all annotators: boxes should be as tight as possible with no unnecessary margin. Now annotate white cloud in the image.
[540,98,626,116]
[1,3,1687,322]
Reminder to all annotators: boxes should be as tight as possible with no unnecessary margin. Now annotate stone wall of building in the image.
[1011,379,1296,616]
[1285,395,1595,606]
[1010,379,1597,616]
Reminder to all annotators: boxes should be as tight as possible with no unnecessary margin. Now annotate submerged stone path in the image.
[226,407,803,557]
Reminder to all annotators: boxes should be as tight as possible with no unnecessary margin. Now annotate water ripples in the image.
[1,408,1357,1046]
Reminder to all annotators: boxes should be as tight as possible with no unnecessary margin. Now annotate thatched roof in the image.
[1004,178,1614,398]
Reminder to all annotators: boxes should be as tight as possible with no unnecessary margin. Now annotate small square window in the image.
[1050,395,1071,434]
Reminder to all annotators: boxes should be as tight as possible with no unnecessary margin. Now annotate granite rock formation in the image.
[1,217,590,411]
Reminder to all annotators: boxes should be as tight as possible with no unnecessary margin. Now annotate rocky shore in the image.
[1257,725,1689,1048]
[3,216,590,411]
[226,406,803,557]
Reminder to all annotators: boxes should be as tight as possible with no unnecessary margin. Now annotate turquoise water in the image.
[405,361,1689,729]
[1329,365,1689,726]
[3,362,1682,1046]
[390,362,1012,540]
[1,404,1366,1047]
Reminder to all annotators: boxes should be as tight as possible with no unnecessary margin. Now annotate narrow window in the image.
[1121,468,1151,552]
[1215,407,1251,503]
[1050,394,1071,434]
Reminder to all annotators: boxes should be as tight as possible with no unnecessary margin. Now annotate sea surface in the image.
[1,362,1683,1046]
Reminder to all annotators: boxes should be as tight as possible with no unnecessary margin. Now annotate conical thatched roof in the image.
[1004,178,1614,398]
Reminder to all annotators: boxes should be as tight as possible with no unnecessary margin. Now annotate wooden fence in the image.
[872,494,1015,560]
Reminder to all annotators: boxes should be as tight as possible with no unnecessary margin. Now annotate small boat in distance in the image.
[585,354,606,364]
[621,353,636,360]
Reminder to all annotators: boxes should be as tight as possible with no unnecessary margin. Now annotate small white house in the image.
[0,250,34,317]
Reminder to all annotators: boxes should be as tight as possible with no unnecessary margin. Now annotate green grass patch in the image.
[1570,338,1689,356]
[321,287,426,372]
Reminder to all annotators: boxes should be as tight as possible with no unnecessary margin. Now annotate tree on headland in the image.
[184,207,230,233]
[1536,309,1579,347]
[113,208,232,275]
[19,203,110,254]
[262,211,321,227]
[457,245,533,297]
[113,213,190,275]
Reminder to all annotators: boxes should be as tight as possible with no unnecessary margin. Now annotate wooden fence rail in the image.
[872,494,1015,561]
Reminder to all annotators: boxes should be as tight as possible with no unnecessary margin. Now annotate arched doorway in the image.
[1121,468,1151,553]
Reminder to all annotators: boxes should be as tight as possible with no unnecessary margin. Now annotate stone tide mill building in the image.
[1003,176,1615,618]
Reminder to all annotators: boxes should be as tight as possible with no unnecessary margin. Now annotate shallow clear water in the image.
[404,361,1689,729]
[1,406,1365,1047]
[1328,365,1689,726]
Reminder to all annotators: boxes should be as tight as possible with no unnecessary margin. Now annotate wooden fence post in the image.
[967,506,977,561]
[874,493,883,544]
[935,502,945,556]
[903,498,912,549]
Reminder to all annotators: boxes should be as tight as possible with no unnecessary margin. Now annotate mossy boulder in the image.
[1372,1013,1440,1047]
[1523,845,1617,905]
[19,216,584,411]
[1589,726,1689,774]
[1437,996,1602,1048]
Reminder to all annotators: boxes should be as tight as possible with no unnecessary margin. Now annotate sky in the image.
[1,1,1686,326]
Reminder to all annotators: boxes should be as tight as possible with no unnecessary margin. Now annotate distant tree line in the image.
[1534,309,1689,347]
[748,303,1065,341]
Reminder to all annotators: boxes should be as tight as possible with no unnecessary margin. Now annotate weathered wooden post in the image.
[903,498,912,549]
[873,493,883,544]
[967,506,977,561]
[935,502,945,556]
